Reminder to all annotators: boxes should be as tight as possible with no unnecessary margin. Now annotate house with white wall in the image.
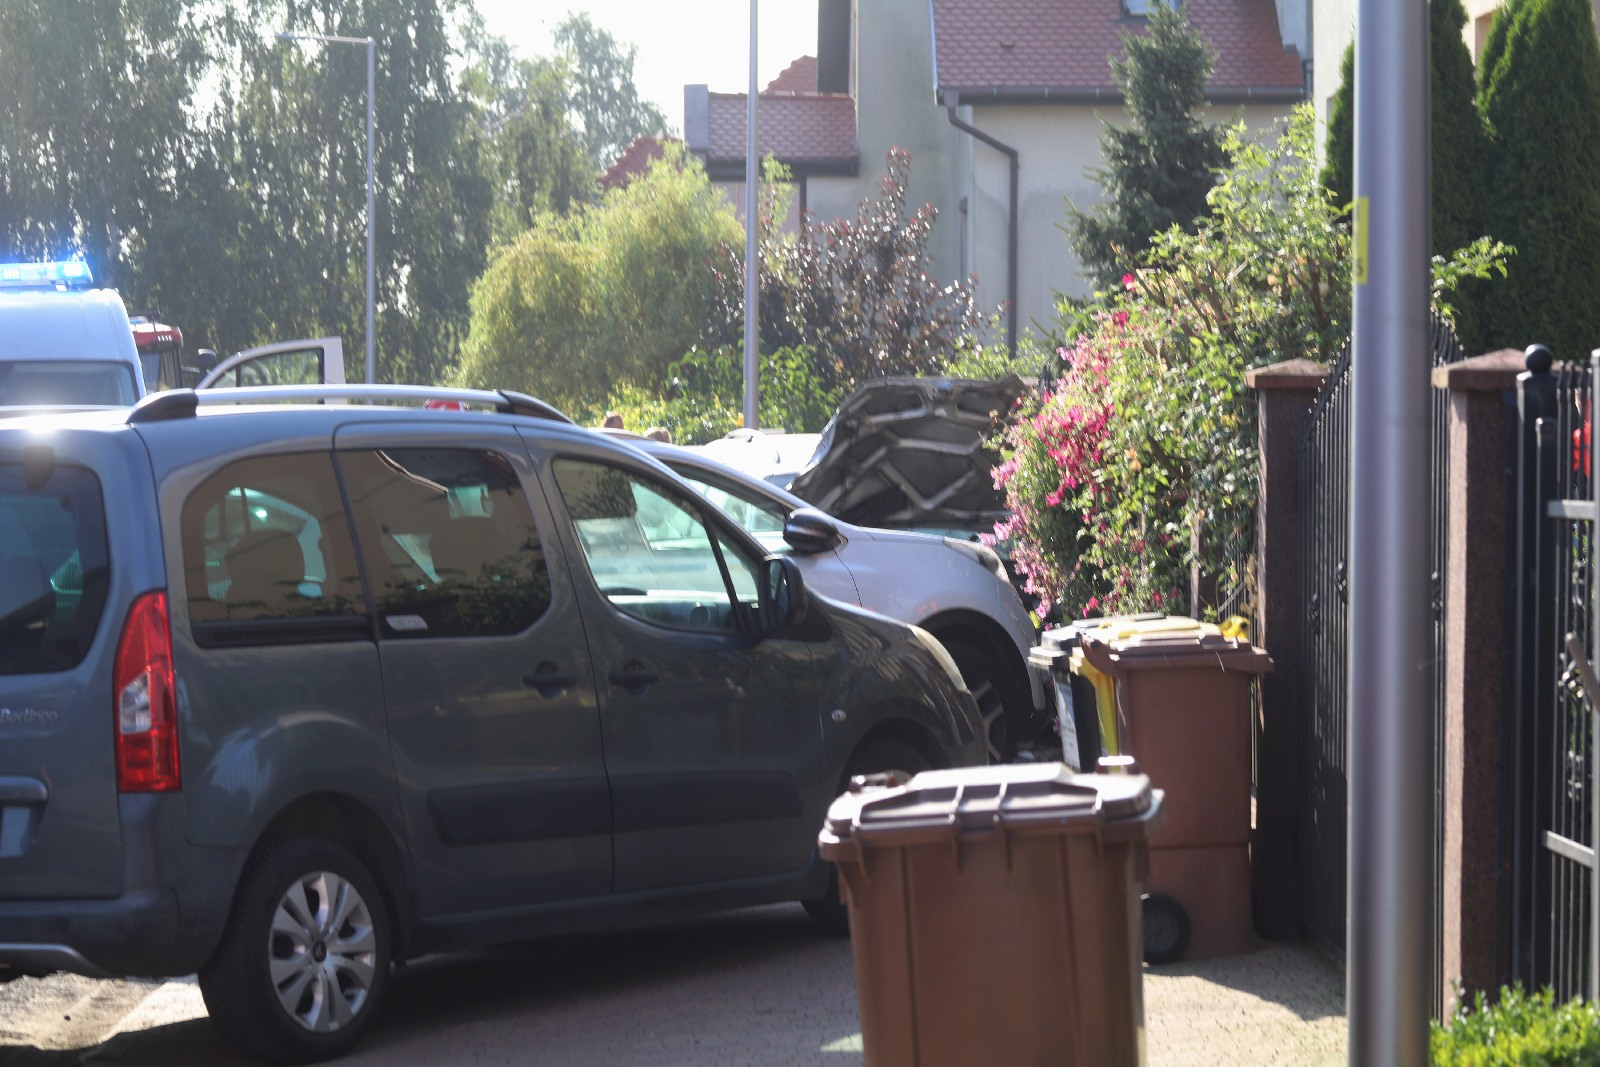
[678,0,1307,347]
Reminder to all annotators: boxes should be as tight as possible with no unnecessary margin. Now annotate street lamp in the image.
[743,0,759,430]
[274,30,376,385]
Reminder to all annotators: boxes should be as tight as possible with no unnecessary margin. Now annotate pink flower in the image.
[1112,310,1129,328]
[1122,273,1135,290]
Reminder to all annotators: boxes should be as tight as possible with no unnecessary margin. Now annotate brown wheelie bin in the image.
[1077,625,1272,961]
[818,762,1164,1067]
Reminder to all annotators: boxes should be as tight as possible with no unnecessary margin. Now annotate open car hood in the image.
[788,375,1027,529]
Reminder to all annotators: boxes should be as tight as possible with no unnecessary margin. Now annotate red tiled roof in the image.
[766,55,819,94]
[705,91,857,167]
[599,134,675,189]
[931,0,1304,99]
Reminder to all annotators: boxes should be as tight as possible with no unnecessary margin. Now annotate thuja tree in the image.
[1321,0,1491,349]
[1065,1,1227,292]
[1477,0,1600,360]
[707,150,986,394]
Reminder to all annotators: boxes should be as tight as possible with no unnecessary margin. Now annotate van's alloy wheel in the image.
[201,839,392,1064]
[269,869,380,1032]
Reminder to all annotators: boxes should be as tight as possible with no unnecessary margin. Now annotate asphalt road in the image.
[0,904,1347,1066]
[0,904,867,1067]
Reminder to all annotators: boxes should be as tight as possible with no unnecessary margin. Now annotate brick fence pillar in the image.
[1244,358,1328,939]
[1433,349,1523,1012]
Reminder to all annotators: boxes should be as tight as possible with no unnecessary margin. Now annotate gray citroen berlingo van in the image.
[0,385,983,1063]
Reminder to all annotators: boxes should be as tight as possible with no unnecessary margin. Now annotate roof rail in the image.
[128,385,573,425]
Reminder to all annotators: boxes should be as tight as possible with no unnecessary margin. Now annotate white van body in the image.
[0,287,144,407]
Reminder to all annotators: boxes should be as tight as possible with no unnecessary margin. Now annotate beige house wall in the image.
[955,102,1293,340]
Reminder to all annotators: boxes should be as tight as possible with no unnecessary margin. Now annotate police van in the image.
[0,261,145,407]
[0,259,348,409]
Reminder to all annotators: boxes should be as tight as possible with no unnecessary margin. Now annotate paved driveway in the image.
[0,905,1345,1066]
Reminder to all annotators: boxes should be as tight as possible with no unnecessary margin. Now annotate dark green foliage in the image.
[1320,0,1490,350]
[1431,986,1600,1064]
[0,2,662,388]
[1478,0,1600,360]
[1320,43,1354,211]
[555,13,671,172]
[1066,2,1227,291]
[0,0,209,291]
[706,150,985,396]
[1430,0,1485,257]
[1321,0,1485,248]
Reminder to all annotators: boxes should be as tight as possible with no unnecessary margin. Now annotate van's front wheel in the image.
[200,839,392,1064]
[803,739,931,934]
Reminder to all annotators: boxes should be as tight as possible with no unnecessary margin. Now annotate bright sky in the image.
[473,1,821,136]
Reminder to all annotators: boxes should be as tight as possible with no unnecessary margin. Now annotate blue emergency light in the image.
[0,260,94,289]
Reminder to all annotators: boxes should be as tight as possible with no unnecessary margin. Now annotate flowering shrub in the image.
[997,106,1510,618]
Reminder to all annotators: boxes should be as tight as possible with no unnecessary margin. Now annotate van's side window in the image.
[181,455,365,640]
[552,458,754,632]
[338,448,551,638]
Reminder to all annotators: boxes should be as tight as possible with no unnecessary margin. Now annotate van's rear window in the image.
[0,463,110,674]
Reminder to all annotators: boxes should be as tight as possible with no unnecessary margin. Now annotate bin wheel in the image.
[1142,893,1191,965]
[804,740,931,935]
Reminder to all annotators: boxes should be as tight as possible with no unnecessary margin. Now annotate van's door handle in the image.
[524,663,578,698]
[607,662,658,695]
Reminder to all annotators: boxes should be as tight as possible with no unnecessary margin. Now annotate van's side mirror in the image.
[758,555,809,636]
[783,507,842,555]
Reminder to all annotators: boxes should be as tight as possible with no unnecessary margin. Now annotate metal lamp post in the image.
[1347,0,1433,1062]
[743,0,760,429]
[275,31,376,385]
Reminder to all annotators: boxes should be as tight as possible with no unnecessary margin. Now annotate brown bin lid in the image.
[820,762,1161,853]
[1079,630,1273,677]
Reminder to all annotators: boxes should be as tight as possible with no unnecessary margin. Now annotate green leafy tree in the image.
[456,146,740,411]
[460,16,594,238]
[1065,1,1227,292]
[554,13,670,172]
[0,0,210,290]
[708,150,986,395]
[1477,0,1600,361]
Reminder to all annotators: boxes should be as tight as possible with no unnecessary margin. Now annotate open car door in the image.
[195,337,346,390]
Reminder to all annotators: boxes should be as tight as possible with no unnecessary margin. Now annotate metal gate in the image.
[1298,314,1465,991]
[1511,352,1599,1001]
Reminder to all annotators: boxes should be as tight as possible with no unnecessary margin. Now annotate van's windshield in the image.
[0,360,139,406]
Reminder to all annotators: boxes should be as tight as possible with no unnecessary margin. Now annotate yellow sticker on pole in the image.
[1353,195,1370,285]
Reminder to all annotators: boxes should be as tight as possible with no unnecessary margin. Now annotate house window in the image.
[1123,0,1180,16]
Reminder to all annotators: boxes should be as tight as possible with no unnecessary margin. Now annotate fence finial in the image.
[1525,344,1554,373]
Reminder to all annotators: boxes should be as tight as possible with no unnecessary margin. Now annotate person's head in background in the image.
[644,426,672,443]
[602,411,624,430]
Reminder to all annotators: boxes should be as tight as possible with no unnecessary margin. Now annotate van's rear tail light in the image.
[114,591,180,792]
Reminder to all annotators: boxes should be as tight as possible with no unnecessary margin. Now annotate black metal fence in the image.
[1297,313,1466,990]
[1510,351,1597,1002]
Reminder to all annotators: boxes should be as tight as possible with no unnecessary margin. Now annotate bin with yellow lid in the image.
[1077,622,1272,961]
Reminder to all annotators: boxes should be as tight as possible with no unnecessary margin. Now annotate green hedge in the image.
[1432,987,1600,1065]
